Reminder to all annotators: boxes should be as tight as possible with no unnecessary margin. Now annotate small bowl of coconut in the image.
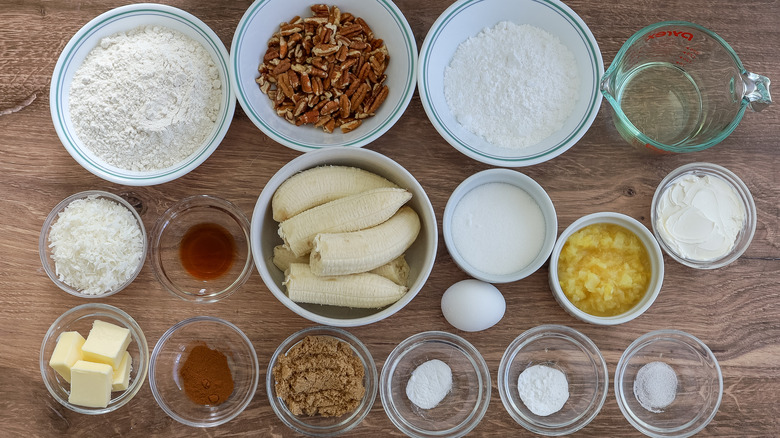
[40,190,147,298]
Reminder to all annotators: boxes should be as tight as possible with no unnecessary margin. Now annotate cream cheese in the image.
[655,174,745,261]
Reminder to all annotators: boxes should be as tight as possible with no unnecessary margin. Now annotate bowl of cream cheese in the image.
[651,162,756,269]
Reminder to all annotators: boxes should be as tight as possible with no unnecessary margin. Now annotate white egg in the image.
[441,279,506,332]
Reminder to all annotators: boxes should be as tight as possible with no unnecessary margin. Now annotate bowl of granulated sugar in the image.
[418,0,603,167]
[50,4,236,186]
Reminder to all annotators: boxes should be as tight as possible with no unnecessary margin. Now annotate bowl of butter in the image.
[40,303,149,414]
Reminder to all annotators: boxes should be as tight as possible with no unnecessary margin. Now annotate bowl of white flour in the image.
[50,4,236,186]
[418,0,603,166]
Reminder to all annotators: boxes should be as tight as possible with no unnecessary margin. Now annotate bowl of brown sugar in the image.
[267,326,378,436]
[149,316,259,427]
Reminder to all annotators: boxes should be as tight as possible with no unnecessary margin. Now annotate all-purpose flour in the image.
[69,26,222,171]
[444,22,579,149]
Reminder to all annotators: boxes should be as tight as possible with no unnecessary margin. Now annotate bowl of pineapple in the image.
[548,212,664,325]
[250,147,437,327]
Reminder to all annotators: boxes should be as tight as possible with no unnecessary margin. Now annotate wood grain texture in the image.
[1,0,779,436]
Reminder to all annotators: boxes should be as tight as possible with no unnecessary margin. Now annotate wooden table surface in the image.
[1,0,778,436]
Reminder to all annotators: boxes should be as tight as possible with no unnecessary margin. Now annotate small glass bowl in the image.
[651,162,756,269]
[615,330,723,438]
[39,190,147,298]
[151,195,253,303]
[149,316,259,427]
[380,331,491,438]
[548,212,665,325]
[267,326,378,436]
[498,325,608,436]
[39,303,149,414]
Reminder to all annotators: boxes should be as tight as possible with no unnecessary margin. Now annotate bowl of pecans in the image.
[230,0,417,151]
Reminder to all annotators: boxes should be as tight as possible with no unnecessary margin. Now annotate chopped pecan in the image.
[257,5,390,133]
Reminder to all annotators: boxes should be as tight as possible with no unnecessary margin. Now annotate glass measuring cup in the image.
[600,21,771,153]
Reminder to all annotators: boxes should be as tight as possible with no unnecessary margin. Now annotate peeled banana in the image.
[369,255,410,286]
[284,263,408,308]
[272,165,398,222]
[309,206,421,276]
[278,187,412,257]
[274,244,410,286]
[272,244,309,272]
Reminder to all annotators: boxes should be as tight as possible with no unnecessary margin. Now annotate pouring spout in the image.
[743,71,772,112]
[599,72,617,102]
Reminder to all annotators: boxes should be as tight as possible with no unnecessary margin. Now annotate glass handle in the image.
[743,71,772,112]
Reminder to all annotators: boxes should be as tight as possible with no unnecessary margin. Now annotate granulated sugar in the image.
[444,21,579,149]
[69,25,222,171]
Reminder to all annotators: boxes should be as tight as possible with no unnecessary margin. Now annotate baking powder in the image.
[406,359,453,409]
[517,364,569,416]
[444,21,579,149]
[69,25,222,171]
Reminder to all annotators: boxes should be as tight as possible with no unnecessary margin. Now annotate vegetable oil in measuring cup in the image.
[616,62,703,146]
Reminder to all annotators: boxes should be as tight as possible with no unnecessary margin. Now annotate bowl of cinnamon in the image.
[148,316,259,427]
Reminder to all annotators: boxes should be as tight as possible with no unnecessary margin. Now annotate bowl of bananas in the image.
[251,147,437,327]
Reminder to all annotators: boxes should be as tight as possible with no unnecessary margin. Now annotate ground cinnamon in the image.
[179,343,234,405]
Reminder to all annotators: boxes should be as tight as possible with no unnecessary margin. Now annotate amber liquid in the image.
[179,223,236,280]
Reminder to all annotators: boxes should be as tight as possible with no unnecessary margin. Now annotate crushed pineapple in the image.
[558,223,651,317]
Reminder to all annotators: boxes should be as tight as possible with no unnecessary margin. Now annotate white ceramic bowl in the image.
[548,212,664,325]
[250,147,437,327]
[50,4,236,186]
[231,0,417,151]
[651,162,756,270]
[418,0,603,166]
[443,169,557,283]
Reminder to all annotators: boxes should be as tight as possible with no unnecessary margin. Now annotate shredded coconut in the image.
[517,364,569,416]
[69,25,222,171]
[444,21,580,149]
[48,196,144,295]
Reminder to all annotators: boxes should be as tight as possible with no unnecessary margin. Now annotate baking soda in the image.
[406,359,453,409]
[444,21,579,149]
[517,364,569,416]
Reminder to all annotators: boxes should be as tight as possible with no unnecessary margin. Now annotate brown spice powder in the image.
[273,335,365,417]
[178,343,234,406]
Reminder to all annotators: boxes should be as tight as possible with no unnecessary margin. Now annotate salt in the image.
[634,361,678,413]
[450,182,545,276]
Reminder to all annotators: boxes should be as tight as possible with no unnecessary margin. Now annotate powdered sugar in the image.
[444,21,579,149]
[69,25,222,171]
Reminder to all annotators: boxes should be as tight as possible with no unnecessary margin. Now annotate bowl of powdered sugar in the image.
[50,4,236,186]
[418,0,603,166]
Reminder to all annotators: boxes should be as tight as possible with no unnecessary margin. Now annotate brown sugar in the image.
[272,335,365,417]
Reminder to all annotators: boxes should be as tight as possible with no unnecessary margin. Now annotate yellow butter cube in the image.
[81,320,131,370]
[49,331,86,383]
[69,360,113,408]
[112,351,132,391]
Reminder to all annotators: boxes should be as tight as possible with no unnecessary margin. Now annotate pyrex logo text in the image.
[646,30,694,41]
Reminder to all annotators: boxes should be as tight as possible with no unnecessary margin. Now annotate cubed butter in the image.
[69,360,113,408]
[49,331,86,383]
[81,320,131,370]
[112,351,132,391]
